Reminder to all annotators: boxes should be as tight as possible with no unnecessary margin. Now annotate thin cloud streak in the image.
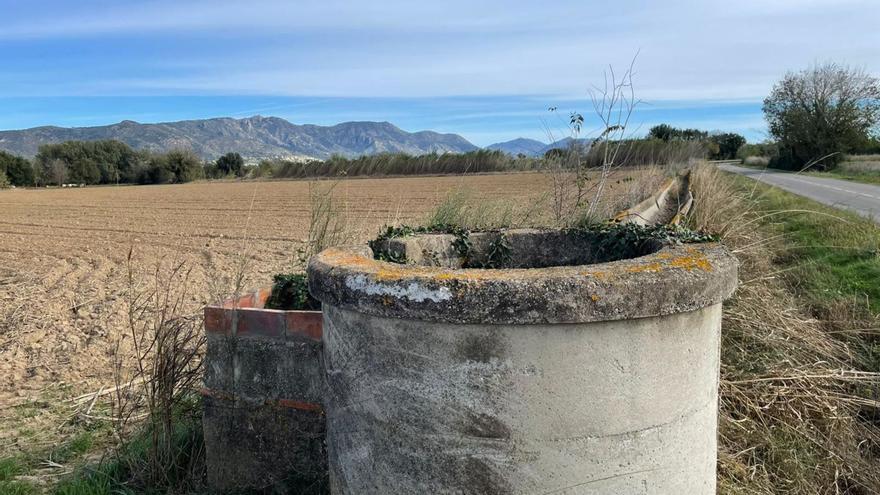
[1,0,877,142]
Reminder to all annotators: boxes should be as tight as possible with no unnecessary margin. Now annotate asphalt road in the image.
[719,163,880,224]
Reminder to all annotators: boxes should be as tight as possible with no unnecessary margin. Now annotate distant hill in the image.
[0,116,479,160]
[486,138,547,156]
[486,137,593,157]
[541,137,592,154]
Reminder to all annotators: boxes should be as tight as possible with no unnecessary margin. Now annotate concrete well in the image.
[308,229,738,494]
[202,289,328,493]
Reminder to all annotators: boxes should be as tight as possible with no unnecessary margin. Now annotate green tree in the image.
[166,149,203,183]
[216,152,244,177]
[763,63,880,170]
[648,124,708,142]
[709,133,747,160]
[35,140,140,185]
[0,151,35,186]
[648,124,675,142]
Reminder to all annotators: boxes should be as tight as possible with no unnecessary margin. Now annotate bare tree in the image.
[544,56,640,226]
[584,58,639,220]
[49,158,67,186]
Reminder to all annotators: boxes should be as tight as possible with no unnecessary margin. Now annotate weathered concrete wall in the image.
[202,290,327,493]
[321,304,721,494]
[309,233,737,494]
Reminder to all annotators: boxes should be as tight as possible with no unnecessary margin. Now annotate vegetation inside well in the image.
[369,222,719,269]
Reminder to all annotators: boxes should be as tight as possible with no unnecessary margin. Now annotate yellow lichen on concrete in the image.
[320,244,716,289]
[374,268,407,282]
[624,249,713,274]
[667,253,713,272]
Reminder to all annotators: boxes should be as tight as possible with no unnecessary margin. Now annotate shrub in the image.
[32,141,206,186]
[647,124,708,142]
[736,142,778,161]
[36,140,139,185]
[709,133,747,160]
[248,160,274,178]
[743,156,770,167]
[216,152,244,177]
[264,273,320,310]
[164,149,203,183]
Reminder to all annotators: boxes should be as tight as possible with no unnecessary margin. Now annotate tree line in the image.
[0,141,251,187]
[0,136,733,189]
[256,149,537,179]
[646,125,746,161]
[646,62,880,172]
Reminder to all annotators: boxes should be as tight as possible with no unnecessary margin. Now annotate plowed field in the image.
[0,170,653,457]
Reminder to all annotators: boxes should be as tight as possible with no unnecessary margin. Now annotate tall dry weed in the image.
[110,249,206,491]
[687,164,880,494]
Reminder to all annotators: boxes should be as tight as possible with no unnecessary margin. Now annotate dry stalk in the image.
[109,247,206,489]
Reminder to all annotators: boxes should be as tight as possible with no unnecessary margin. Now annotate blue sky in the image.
[1,0,877,146]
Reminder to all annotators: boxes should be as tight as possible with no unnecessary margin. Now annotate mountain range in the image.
[485,138,547,156]
[0,116,479,161]
[0,115,587,161]
[487,137,591,157]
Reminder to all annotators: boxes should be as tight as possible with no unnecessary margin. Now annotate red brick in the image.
[235,309,286,338]
[205,307,232,334]
[285,311,323,341]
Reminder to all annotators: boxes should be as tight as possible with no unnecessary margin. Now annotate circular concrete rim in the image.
[307,240,738,325]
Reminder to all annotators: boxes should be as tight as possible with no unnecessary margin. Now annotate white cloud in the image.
[1,0,878,102]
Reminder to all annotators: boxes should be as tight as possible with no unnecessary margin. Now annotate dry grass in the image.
[838,160,880,174]
[688,164,880,494]
[843,154,880,163]
[743,156,770,167]
[422,187,551,230]
[545,163,669,227]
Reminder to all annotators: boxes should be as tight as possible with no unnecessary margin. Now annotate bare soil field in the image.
[0,170,651,461]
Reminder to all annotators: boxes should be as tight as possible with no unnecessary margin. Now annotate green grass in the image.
[51,406,205,495]
[714,170,880,493]
[0,481,38,495]
[50,432,95,465]
[733,175,880,316]
[0,457,26,481]
[0,457,37,495]
[804,168,880,186]
[0,431,109,495]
